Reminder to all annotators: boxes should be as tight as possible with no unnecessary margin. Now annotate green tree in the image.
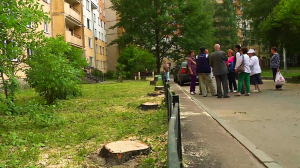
[239,0,281,47]
[110,0,215,72]
[25,36,87,104]
[117,45,155,76]
[174,0,215,59]
[260,0,300,55]
[0,0,49,112]
[213,0,238,50]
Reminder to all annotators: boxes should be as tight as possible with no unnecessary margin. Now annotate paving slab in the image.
[170,82,265,168]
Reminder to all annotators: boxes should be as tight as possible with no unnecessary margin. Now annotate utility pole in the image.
[283,48,287,74]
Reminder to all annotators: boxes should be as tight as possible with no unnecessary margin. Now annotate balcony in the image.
[66,31,82,48]
[64,2,81,25]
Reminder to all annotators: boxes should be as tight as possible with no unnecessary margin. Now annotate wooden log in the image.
[150,81,156,86]
[155,86,164,91]
[140,102,159,110]
[148,92,162,97]
[99,141,150,165]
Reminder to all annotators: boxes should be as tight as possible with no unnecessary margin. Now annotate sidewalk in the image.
[170,82,265,168]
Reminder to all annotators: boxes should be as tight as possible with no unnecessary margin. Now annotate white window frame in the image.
[86,0,90,11]
[87,18,91,30]
[44,22,49,33]
[90,57,94,67]
[88,38,92,48]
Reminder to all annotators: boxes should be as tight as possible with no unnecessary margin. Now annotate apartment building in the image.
[105,0,124,71]
[82,0,107,73]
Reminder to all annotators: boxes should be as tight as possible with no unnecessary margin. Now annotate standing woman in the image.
[270,47,282,90]
[187,50,197,95]
[235,47,251,96]
[226,49,237,92]
[163,61,170,82]
[248,49,263,92]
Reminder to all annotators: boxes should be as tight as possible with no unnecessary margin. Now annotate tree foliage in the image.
[213,0,238,50]
[25,36,87,104]
[110,0,215,72]
[117,45,155,75]
[0,0,49,112]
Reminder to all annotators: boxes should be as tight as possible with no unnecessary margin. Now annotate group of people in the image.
[187,44,282,98]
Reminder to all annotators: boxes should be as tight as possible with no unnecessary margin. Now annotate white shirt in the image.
[235,54,251,74]
[249,56,262,76]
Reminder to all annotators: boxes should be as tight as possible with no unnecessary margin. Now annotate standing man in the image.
[209,44,230,98]
[196,47,216,97]
[234,45,245,94]
[270,47,282,90]
[163,61,170,82]
[187,50,197,95]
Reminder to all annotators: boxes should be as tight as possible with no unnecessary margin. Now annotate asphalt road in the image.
[180,80,300,168]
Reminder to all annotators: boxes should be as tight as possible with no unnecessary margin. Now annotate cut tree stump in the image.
[99,141,150,165]
[150,81,156,86]
[148,92,161,97]
[155,86,164,91]
[139,102,159,110]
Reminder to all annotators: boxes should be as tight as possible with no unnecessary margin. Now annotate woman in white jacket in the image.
[235,47,251,96]
[248,49,263,92]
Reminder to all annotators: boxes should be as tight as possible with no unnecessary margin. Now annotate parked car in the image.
[173,62,198,86]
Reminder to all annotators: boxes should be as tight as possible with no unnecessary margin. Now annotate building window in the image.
[102,47,105,55]
[44,22,49,33]
[100,46,102,55]
[96,60,99,69]
[103,61,105,69]
[105,35,107,43]
[86,0,90,11]
[89,57,93,67]
[27,48,33,56]
[99,32,101,40]
[95,29,97,37]
[101,33,103,41]
[103,0,105,3]
[104,23,106,29]
[43,0,50,4]
[100,6,102,14]
[26,22,34,29]
[94,14,96,22]
[98,17,100,26]
[101,61,103,70]
[101,20,103,28]
[87,18,91,29]
[106,48,108,56]
[96,44,98,53]
[104,11,105,17]
[88,38,92,48]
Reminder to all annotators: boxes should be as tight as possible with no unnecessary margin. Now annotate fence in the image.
[163,75,183,168]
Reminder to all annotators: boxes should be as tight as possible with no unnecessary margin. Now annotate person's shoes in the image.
[277,88,283,90]
[213,94,218,96]
[235,93,241,96]
[252,90,259,93]
[204,95,208,97]
[233,90,237,93]
[199,92,202,95]
[217,96,222,98]
[190,92,195,95]
[223,96,230,98]
[194,91,198,94]
[229,90,233,93]
[245,93,250,96]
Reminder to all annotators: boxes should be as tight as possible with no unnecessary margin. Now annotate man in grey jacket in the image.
[209,44,230,98]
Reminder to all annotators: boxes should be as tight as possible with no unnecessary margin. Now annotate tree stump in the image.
[148,92,162,97]
[155,86,164,91]
[140,102,159,110]
[99,141,150,165]
[150,81,156,86]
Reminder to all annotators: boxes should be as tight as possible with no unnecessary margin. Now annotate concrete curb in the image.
[174,83,283,168]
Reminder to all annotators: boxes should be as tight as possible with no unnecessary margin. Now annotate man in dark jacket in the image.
[196,47,216,97]
[209,44,230,98]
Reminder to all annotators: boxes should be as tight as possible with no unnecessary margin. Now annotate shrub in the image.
[25,36,87,104]
[105,70,117,79]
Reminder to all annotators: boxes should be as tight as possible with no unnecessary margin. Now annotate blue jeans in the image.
[166,72,170,81]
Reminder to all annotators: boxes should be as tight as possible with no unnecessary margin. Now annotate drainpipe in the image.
[92,9,97,71]
[50,0,54,37]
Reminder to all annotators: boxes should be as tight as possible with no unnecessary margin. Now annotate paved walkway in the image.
[179,80,300,168]
[170,82,265,168]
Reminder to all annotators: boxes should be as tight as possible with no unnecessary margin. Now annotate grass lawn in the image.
[0,81,168,167]
[261,67,300,78]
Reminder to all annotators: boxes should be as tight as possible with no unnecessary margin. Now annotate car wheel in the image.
[179,79,184,86]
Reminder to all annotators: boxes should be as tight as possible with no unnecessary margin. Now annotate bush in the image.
[25,36,87,104]
[105,70,117,79]
[289,75,300,84]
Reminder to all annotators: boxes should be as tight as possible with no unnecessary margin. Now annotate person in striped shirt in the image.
[270,47,282,90]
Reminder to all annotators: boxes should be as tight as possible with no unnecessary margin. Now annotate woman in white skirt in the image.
[248,49,263,92]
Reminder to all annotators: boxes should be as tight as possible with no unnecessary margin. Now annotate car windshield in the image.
[181,62,187,68]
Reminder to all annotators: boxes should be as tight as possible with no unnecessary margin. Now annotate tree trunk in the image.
[0,70,8,99]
